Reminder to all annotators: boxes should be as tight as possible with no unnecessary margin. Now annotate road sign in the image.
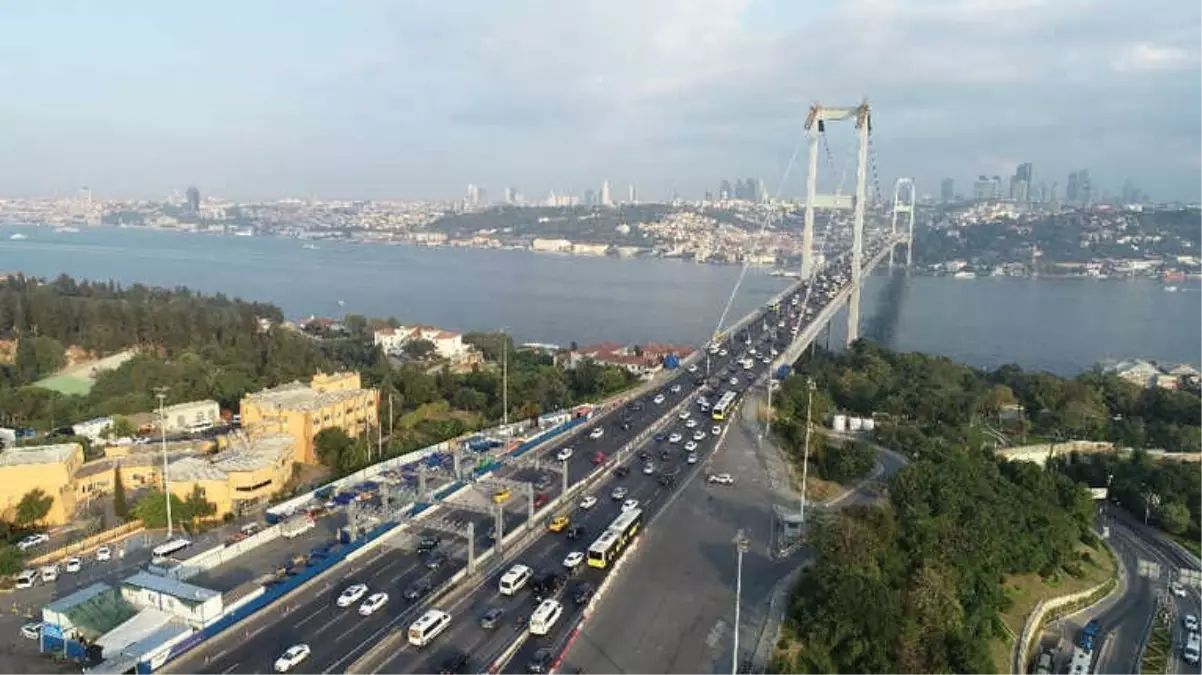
[1138,559,1162,580]
[1180,568,1202,589]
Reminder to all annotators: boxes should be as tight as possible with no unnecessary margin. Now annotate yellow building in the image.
[0,443,84,526]
[162,432,295,517]
[239,371,379,465]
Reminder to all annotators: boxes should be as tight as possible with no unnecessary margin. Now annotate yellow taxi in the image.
[548,516,570,532]
[492,489,512,504]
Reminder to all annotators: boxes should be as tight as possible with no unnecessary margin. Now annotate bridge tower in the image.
[889,177,916,268]
[801,100,871,344]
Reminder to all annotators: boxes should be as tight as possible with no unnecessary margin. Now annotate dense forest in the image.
[772,343,1104,673]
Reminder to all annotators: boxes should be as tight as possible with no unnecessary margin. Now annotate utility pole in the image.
[732,529,751,675]
[799,378,814,524]
[154,387,173,538]
[764,379,774,441]
[501,328,509,428]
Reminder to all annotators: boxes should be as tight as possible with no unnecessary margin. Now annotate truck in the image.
[1068,620,1100,674]
[280,514,316,539]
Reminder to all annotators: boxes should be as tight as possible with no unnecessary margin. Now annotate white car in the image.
[642,463,655,475]
[712,425,721,436]
[20,622,42,640]
[762,357,771,365]
[1185,614,1200,632]
[692,431,706,441]
[668,433,683,444]
[679,410,690,420]
[1172,582,1187,597]
[777,321,785,328]
[687,453,698,465]
[685,441,698,452]
[40,566,58,583]
[578,495,598,510]
[556,447,574,461]
[337,583,369,608]
[654,394,665,405]
[95,546,112,562]
[274,644,311,673]
[589,427,604,440]
[685,419,698,429]
[719,349,728,357]
[708,473,735,486]
[359,592,389,616]
[670,384,682,393]
[65,557,82,574]
[622,499,640,512]
[729,377,739,386]
[563,551,585,569]
[611,486,629,500]
[687,364,698,373]
[17,533,49,551]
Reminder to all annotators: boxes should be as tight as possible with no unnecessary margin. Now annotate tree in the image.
[314,427,356,471]
[403,339,437,360]
[103,415,138,440]
[113,466,129,520]
[14,335,66,383]
[15,488,54,527]
[0,544,23,576]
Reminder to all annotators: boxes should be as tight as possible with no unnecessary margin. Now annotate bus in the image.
[151,538,192,560]
[711,391,739,421]
[529,598,564,636]
[587,508,643,569]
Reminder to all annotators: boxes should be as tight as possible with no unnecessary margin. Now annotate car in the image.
[549,516,570,532]
[416,536,442,554]
[65,557,82,574]
[95,545,112,562]
[572,582,596,605]
[592,451,607,465]
[684,441,698,452]
[566,525,586,540]
[1172,582,1187,597]
[528,648,554,674]
[693,430,706,441]
[274,644,311,672]
[578,495,597,510]
[719,349,728,357]
[611,486,629,501]
[40,565,58,583]
[685,419,698,428]
[778,320,786,328]
[712,425,721,436]
[688,364,699,373]
[708,473,735,485]
[535,475,554,491]
[359,592,389,616]
[337,583,369,608]
[439,652,469,675]
[622,499,639,512]
[653,432,667,443]
[1185,614,1200,632]
[17,533,49,551]
[20,622,42,640]
[480,607,504,630]
[589,427,604,440]
[620,418,633,431]
[671,384,682,393]
[658,474,675,487]
[729,377,739,386]
[630,401,644,412]
[642,463,655,475]
[679,410,691,420]
[654,394,666,404]
[563,551,585,569]
[659,450,672,461]
[687,453,698,464]
[426,552,449,570]
[762,357,771,364]
[613,466,630,478]
[531,573,565,602]
[668,433,682,444]
[556,447,573,461]
[403,578,433,601]
[493,489,513,504]
[533,493,550,508]
[638,450,652,462]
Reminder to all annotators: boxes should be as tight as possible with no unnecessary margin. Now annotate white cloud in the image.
[1111,43,1194,72]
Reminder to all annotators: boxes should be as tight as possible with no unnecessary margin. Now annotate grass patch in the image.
[32,374,93,395]
[1173,533,1201,558]
[986,543,1117,673]
[1140,614,1171,675]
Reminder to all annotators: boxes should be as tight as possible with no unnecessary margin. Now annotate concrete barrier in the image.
[28,521,145,567]
[164,524,283,581]
[1013,564,1121,673]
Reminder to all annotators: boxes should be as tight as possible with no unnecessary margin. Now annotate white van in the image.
[499,564,533,596]
[15,569,38,589]
[1185,632,1200,665]
[530,598,563,636]
[407,609,452,648]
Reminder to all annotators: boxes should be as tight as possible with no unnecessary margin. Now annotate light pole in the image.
[154,387,173,538]
[799,378,815,524]
[732,529,751,675]
[501,327,509,428]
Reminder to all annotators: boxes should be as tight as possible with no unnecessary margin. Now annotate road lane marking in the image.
[312,615,342,636]
[221,663,240,674]
[296,606,325,627]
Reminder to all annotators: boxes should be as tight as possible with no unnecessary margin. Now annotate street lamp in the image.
[732,529,751,675]
[501,327,509,428]
[154,387,173,538]
[799,377,815,524]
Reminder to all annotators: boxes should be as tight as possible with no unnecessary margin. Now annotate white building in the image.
[120,571,223,628]
[73,417,114,442]
[159,400,220,434]
[374,326,469,360]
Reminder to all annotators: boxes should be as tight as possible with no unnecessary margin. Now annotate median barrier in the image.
[164,523,283,581]
[28,521,145,567]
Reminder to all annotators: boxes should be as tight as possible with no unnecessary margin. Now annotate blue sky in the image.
[1,0,1198,201]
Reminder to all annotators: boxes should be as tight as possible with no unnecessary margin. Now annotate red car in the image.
[533,493,550,508]
[592,451,607,465]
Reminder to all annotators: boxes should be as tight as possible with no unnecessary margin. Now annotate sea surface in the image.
[1,225,1197,376]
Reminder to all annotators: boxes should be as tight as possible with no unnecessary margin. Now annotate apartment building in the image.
[239,371,378,464]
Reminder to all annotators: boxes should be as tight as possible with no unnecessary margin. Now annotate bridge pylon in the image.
[801,99,871,345]
[889,177,916,269]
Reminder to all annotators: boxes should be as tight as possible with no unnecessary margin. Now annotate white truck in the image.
[280,515,316,539]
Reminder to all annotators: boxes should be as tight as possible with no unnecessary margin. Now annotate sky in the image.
[0,0,1199,202]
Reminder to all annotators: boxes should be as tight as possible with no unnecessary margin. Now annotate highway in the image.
[170,310,768,674]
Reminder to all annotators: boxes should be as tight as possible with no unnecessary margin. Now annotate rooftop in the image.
[0,442,80,467]
[165,433,293,483]
[244,380,369,412]
[122,571,220,606]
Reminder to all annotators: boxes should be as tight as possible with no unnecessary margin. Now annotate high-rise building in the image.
[1010,163,1033,202]
[186,186,200,212]
[627,184,637,204]
[940,178,954,203]
[600,180,612,206]
[504,187,516,204]
[584,189,596,206]
[972,175,992,202]
[466,184,480,207]
[1066,170,1091,206]
[757,178,767,202]
[719,180,732,201]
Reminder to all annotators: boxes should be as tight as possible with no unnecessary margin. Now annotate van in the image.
[530,598,563,636]
[407,609,452,648]
[15,569,37,589]
[499,564,533,596]
[1185,633,1201,665]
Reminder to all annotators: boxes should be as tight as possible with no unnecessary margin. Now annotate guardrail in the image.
[27,521,145,567]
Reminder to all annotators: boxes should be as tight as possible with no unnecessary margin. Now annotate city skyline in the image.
[1,0,1199,202]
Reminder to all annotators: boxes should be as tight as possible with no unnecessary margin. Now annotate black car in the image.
[613,466,630,478]
[416,536,441,554]
[535,475,553,491]
[630,401,644,411]
[620,419,633,431]
[565,525,586,540]
[531,573,564,602]
[528,649,554,674]
[426,551,449,570]
[694,377,705,386]
[653,432,666,442]
[439,652,469,674]
[659,450,671,461]
[658,474,675,487]
[480,607,504,630]
[404,578,433,600]
[572,582,596,605]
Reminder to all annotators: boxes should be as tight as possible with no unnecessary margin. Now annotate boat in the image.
[54,226,81,234]
[952,271,976,279]
[302,243,319,250]
[1165,286,1179,292]
[9,233,27,240]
